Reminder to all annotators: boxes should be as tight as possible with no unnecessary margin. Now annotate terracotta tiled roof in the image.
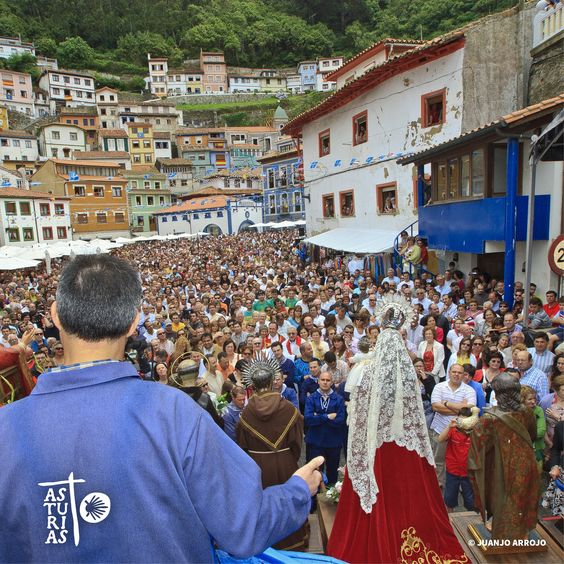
[156,158,193,166]
[124,165,164,176]
[99,129,128,138]
[0,130,35,139]
[324,38,424,81]
[503,94,564,123]
[225,126,276,133]
[203,167,262,179]
[51,158,122,167]
[60,105,98,116]
[175,128,226,135]
[229,143,262,149]
[126,122,152,128]
[283,31,466,135]
[48,68,94,79]
[156,195,228,214]
[74,151,130,159]
[186,187,260,199]
[59,175,127,182]
[0,188,70,199]
[398,93,564,164]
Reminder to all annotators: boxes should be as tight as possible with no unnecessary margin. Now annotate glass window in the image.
[492,146,507,195]
[56,226,67,239]
[294,192,302,212]
[319,130,330,156]
[115,212,125,223]
[447,158,459,199]
[77,213,88,224]
[93,186,104,197]
[322,194,335,218]
[377,183,398,214]
[281,193,289,213]
[22,228,34,241]
[352,112,367,146]
[471,149,485,197]
[39,203,50,216]
[111,186,122,197]
[7,228,19,242]
[435,161,447,201]
[54,203,65,215]
[5,201,16,215]
[96,213,107,223]
[422,90,445,127]
[42,227,53,240]
[460,155,470,198]
[19,202,31,215]
[74,185,85,197]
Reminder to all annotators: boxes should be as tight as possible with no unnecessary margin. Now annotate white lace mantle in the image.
[347,328,435,513]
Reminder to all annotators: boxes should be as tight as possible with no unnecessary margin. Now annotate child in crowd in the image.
[438,406,479,512]
[520,385,546,472]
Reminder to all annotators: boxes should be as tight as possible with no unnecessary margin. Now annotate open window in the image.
[339,190,355,217]
[422,89,446,128]
[376,182,398,214]
[322,194,335,218]
[318,129,330,156]
[352,111,368,146]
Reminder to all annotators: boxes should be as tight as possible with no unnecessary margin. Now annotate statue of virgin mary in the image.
[326,295,468,563]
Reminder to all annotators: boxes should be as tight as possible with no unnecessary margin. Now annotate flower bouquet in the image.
[325,466,345,504]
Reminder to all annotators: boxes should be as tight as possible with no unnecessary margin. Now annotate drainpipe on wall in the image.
[503,138,519,309]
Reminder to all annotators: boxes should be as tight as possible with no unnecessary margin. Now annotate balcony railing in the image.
[533,3,563,48]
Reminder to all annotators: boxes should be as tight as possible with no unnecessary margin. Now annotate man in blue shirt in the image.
[304,371,346,485]
[0,255,323,563]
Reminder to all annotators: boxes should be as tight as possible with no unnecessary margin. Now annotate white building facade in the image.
[38,70,96,107]
[0,188,71,246]
[38,123,88,159]
[286,37,465,239]
[156,195,262,236]
[0,130,38,163]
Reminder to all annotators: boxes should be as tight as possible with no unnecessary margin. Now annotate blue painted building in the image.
[298,61,317,92]
[258,147,305,224]
[399,95,563,296]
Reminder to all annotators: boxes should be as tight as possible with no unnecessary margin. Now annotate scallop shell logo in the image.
[79,492,111,523]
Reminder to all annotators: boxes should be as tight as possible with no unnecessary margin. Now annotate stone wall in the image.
[528,32,564,104]
[461,4,535,132]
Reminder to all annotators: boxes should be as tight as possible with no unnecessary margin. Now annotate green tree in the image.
[116,31,181,66]
[35,36,58,58]
[57,36,95,69]
[0,52,37,73]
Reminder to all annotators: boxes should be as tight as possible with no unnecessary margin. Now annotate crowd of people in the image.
[1,229,563,519]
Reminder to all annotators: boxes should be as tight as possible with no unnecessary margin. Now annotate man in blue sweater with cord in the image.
[305,371,346,486]
[0,254,324,563]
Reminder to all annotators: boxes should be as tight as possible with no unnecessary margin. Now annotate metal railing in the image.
[393,220,436,278]
[533,3,563,48]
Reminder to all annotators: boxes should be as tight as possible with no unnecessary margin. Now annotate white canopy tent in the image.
[304,228,398,254]
[0,257,41,270]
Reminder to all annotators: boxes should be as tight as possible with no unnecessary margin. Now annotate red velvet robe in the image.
[327,442,469,563]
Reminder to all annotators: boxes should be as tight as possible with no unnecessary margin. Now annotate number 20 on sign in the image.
[548,235,564,276]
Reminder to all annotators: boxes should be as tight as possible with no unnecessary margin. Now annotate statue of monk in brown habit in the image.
[468,372,539,540]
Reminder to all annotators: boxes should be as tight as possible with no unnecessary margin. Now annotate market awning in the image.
[304,228,399,254]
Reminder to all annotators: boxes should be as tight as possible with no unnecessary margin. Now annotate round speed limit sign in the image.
[548,235,564,276]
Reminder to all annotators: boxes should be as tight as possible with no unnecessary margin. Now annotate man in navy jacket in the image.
[304,371,346,485]
[0,254,323,563]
